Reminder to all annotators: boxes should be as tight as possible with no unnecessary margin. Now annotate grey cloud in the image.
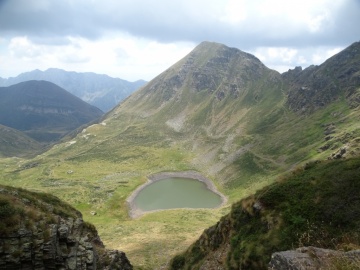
[0,0,359,49]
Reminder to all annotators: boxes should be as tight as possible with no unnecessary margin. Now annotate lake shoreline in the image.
[126,171,228,219]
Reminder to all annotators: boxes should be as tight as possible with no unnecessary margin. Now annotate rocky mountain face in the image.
[0,80,104,143]
[124,41,282,121]
[0,185,132,269]
[0,68,146,112]
[284,41,360,113]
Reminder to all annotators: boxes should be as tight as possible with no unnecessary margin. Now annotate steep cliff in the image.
[0,185,132,269]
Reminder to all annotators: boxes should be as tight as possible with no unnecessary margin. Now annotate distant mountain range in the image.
[0,68,147,112]
[0,80,104,147]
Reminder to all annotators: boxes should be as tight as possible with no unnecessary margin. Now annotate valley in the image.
[0,41,360,269]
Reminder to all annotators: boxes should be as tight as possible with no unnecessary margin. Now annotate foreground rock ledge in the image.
[268,246,360,270]
[0,186,132,270]
[127,171,227,218]
[0,217,133,270]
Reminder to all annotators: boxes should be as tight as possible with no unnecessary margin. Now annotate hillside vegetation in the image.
[170,158,360,269]
[0,41,359,269]
[0,124,43,158]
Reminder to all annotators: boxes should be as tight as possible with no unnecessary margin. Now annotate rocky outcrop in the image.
[0,185,132,269]
[0,217,132,270]
[284,41,360,113]
[268,246,360,270]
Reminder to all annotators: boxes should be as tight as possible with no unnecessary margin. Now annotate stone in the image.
[86,250,94,264]
[268,246,360,270]
[58,224,69,240]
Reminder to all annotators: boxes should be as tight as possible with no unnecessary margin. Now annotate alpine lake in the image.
[127,172,226,218]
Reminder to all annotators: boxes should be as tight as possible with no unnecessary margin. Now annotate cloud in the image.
[251,45,344,73]
[1,33,194,80]
[1,0,359,48]
[0,0,359,80]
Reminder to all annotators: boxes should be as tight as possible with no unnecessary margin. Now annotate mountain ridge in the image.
[0,80,104,143]
[0,68,147,112]
[284,41,360,112]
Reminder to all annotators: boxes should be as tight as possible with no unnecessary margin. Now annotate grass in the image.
[0,131,231,269]
[171,157,360,270]
[0,184,79,236]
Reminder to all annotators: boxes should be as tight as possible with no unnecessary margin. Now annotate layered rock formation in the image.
[0,185,132,269]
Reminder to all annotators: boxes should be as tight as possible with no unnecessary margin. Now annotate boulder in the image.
[268,246,360,270]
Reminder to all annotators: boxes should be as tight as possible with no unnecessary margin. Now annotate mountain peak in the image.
[114,41,281,136]
[191,41,262,64]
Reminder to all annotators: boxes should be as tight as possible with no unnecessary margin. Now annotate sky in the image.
[0,0,359,82]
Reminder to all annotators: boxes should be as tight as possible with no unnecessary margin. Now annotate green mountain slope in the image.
[0,80,104,142]
[0,41,359,268]
[0,124,43,157]
[170,157,360,270]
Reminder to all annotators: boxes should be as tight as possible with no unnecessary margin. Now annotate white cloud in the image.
[9,36,43,58]
[311,47,343,65]
[0,0,358,80]
[220,0,247,24]
[251,45,345,73]
[2,34,195,81]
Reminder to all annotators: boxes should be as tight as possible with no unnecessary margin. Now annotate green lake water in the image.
[133,177,223,211]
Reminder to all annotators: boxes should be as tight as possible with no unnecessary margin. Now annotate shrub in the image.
[170,254,186,270]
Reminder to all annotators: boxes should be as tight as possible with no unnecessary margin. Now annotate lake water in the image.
[133,177,223,211]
